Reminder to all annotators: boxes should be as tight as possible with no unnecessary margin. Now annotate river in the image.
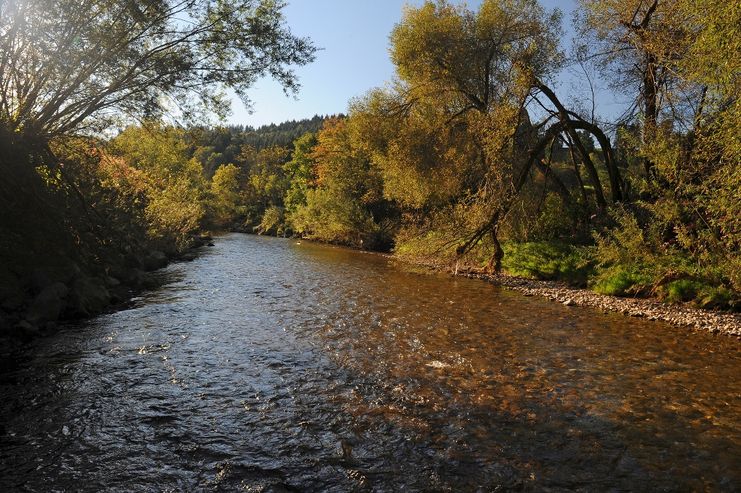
[1,233,739,491]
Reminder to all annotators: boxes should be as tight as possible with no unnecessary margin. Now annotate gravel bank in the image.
[455,270,741,338]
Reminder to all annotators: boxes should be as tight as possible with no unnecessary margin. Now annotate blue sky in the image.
[229,0,624,128]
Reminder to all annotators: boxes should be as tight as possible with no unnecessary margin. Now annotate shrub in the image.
[255,206,286,236]
[592,266,653,296]
[502,242,595,286]
[696,285,737,310]
[660,279,704,303]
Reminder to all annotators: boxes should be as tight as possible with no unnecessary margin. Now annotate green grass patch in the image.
[502,242,595,286]
[591,266,653,296]
[696,285,737,310]
[661,279,704,303]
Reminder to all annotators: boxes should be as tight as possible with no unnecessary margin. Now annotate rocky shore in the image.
[0,234,214,350]
[456,269,741,337]
[318,243,741,338]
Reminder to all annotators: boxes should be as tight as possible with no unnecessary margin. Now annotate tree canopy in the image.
[0,0,316,138]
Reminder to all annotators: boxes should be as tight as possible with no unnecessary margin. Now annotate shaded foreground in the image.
[1,234,739,491]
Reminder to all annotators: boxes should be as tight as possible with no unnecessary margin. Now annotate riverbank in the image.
[449,267,741,337]
[0,234,214,350]
[293,237,741,337]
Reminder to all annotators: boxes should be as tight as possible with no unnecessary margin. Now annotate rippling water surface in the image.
[1,234,739,491]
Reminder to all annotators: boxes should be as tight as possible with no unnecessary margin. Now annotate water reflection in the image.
[1,234,738,491]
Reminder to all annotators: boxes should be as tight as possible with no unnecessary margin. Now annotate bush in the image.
[255,206,286,236]
[661,279,704,303]
[502,242,595,286]
[696,285,737,310]
[592,266,653,296]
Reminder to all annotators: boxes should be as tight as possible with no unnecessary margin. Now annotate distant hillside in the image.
[239,114,342,150]
[187,114,342,176]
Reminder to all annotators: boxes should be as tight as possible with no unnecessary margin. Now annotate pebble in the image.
[455,271,741,338]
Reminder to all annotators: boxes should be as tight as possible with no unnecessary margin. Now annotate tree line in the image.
[231,0,737,309]
[250,0,741,308]
[0,0,317,328]
[0,0,738,332]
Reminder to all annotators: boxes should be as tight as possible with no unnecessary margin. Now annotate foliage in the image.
[255,206,286,236]
[109,124,208,249]
[239,115,336,150]
[502,242,595,286]
[3,0,739,324]
[240,145,291,226]
[369,0,626,272]
[591,206,738,308]
[283,132,318,217]
[0,0,315,138]
[592,267,653,297]
[287,118,396,250]
[209,164,244,227]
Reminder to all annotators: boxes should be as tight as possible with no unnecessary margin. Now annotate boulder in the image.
[141,250,168,271]
[26,282,68,324]
[67,277,110,317]
[15,320,39,339]
[0,268,24,311]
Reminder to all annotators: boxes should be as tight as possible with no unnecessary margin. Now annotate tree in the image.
[0,0,316,140]
[374,0,627,271]
[241,145,290,212]
[210,163,243,227]
[575,0,709,177]
[577,0,741,298]
[109,124,208,249]
[289,118,394,249]
[283,132,318,217]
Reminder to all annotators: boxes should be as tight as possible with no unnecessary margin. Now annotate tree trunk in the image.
[642,54,659,179]
[486,226,504,274]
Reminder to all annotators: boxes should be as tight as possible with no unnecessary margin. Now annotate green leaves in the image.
[0,0,316,138]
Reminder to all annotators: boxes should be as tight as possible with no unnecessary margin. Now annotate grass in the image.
[501,241,595,287]
[591,266,653,297]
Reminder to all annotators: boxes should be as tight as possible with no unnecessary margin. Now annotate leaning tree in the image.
[383,0,624,271]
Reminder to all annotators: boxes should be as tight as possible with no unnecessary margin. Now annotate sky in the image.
[228,0,624,128]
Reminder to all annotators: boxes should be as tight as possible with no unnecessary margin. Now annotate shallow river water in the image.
[1,234,739,491]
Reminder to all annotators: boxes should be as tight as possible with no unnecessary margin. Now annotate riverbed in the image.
[1,233,738,491]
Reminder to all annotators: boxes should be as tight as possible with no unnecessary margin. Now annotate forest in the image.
[0,0,739,336]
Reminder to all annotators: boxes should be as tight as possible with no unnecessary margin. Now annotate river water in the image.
[1,233,739,491]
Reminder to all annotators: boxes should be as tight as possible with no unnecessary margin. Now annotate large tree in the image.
[574,0,719,177]
[0,0,315,140]
[365,0,623,270]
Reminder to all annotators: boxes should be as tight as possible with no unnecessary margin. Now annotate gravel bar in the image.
[457,270,741,338]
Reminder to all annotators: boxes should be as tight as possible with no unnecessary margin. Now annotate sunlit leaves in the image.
[391,0,562,111]
[0,0,316,138]
[210,163,243,226]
